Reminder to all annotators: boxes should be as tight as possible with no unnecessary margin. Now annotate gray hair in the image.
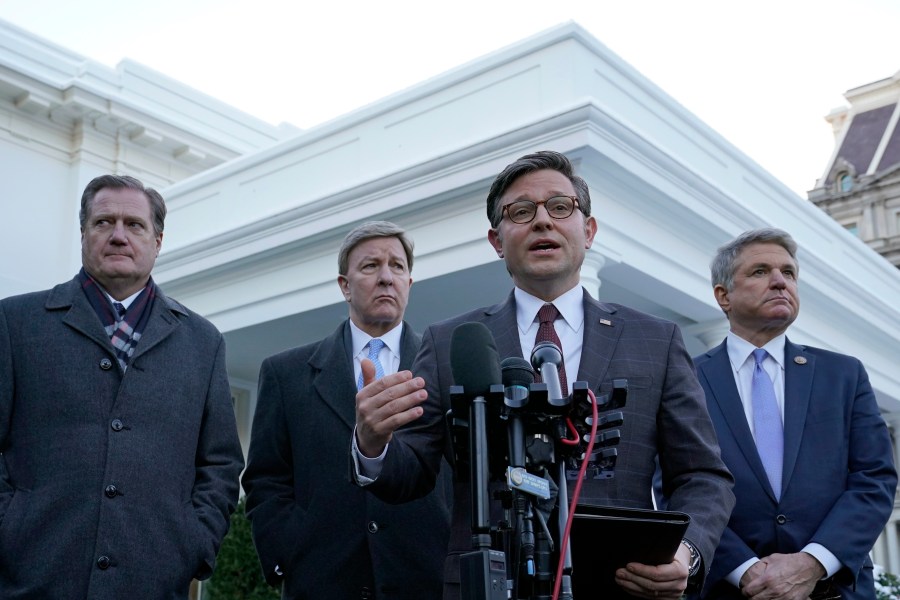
[80,174,167,236]
[338,221,414,275]
[486,150,591,228]
[711,228,798,291]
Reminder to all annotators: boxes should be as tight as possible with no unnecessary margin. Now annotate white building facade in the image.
[3,19,900,573]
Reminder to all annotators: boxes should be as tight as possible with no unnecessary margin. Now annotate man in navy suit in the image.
[352,151,734,600]
[242,221,452,599]
[695,228,896,599]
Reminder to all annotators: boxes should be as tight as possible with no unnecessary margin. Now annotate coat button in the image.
[367,521,379,534]
[97,556,111,569]
[776,514,787,525]
[99,358,113,370]
[111,419,124,431]
[104,485,118,498]
[361,587,374,599]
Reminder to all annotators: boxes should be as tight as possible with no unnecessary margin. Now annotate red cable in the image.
[552,388,599,600]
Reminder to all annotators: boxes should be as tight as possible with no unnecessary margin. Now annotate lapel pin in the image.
[599,319,612,327]
[794,356,807,365]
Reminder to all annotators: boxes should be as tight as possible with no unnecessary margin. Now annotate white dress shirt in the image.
[723,332,840,587]
[348,319,404,383]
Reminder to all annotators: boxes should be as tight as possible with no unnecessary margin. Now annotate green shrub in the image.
[203,496,281,600]
[877,570,900,600]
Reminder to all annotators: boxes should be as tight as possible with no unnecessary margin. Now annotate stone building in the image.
[809,71,900,268]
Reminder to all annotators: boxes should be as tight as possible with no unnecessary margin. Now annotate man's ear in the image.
[488,227,503,257]
[337,275,350,301]
[584,215,598,248]
[713,284,730,314]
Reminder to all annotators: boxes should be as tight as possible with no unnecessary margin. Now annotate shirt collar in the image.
[725,330,787,371]
[102,288,144,310]
[349,319,404,358]
[514,284,585,334]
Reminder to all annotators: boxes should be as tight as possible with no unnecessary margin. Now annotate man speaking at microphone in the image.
[352,151,735,599]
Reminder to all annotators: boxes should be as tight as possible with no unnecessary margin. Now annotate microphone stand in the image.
[456,384,507,600]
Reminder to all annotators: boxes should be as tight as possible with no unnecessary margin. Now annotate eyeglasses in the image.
[500,195,580,224]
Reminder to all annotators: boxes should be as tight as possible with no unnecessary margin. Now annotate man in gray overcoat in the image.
[0,175,245,599]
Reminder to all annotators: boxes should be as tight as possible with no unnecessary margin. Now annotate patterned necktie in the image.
[357,338,386,391]
[113,302,127,321]
[751,349,783,500]
[534,304,567,394]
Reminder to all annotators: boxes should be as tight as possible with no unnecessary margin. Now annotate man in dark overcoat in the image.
[0,175,244,599]
[242,221,452,599]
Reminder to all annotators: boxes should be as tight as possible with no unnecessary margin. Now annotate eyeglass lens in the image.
[505,196,576,224]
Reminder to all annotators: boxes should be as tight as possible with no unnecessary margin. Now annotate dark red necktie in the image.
[534,303,567,393]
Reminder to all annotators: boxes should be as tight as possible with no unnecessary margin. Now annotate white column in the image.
[579,249,606,299]
[683,319,730,350]
[887,509,900,575]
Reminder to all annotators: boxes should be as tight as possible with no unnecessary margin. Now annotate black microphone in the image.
[531,341,566,407]
[451,322,501,397]
[501,357,533,469]
[451,323,508,600]
[450,322,501,540]
[501,356,533,410]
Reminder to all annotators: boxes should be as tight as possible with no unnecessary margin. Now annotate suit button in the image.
[367,521,379,534]
[104,485,118,498]
[111,419,124,431]
[97,556,111,569]
[99,358,113,370]
[361,587,374,599]
[776,514,787,525]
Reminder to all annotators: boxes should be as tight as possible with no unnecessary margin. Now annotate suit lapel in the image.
[130,292,184,362]
[398,323,422,372]
[54,280,118,354]
[310,321,358,430]
[699,342,778,500]
[782,339,814,493]
[484,292,523,361]
[578,292,621,392]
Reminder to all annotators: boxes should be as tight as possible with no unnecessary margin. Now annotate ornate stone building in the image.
[809,71,900,268]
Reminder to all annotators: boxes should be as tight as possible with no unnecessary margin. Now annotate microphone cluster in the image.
[446,321,630,600]
[447,323,626,483]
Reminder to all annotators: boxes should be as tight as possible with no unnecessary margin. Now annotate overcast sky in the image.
[3,0,899,197]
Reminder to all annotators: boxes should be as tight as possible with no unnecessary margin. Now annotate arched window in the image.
[838,172,853,193]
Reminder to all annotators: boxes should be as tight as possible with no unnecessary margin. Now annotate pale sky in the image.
[3,0,899,197]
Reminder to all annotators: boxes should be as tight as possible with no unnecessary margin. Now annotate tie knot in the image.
[367,338,385,358]
[752,348,768,366]
[113,302,127,319]
[538,303,560,325]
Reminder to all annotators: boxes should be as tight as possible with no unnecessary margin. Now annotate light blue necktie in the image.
[357,338,386,391]
[752,348,784,500]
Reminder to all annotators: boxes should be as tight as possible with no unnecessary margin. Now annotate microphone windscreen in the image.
[450,322,501,395]
[501,356,534,388]
[531,341,562,370]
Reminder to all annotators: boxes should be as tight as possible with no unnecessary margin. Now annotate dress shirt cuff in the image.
[351,425,387,484]
[726,558,759,588]
[802,543,840,578]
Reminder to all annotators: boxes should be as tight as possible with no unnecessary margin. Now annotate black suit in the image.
[243,320,453,599]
